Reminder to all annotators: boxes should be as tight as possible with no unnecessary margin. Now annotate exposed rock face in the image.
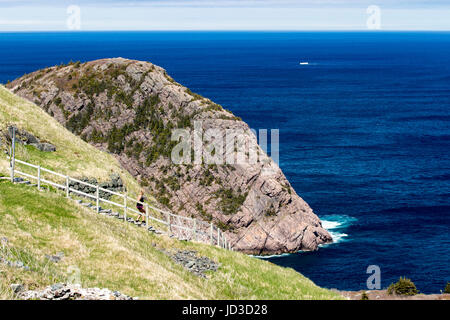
[7,58,332,255]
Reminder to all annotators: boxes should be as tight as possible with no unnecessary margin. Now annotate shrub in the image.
[158,196,171,209]
[216,220,235,232]
[163,176,180,192]
[185,88,203,101]
[215,188,248,215]
[90,128,104,143]
[444,282,450,294]
[196,202,212,221]
[106,124,133,154]
[265,204,277,217]
[201,102,223,113]
[360,292,369,300]
[115,90,134,108]
[78,73,110,96]
[199,169,215,187]
[66,103,94,135]
[387,277,418,296]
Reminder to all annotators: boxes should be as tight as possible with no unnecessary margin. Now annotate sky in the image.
[1,0,450,31]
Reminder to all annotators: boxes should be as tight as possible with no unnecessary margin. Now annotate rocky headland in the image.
[7,58,332,255]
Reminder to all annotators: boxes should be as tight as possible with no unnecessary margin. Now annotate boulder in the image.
[10,284,25,294]
[35,142,56,152]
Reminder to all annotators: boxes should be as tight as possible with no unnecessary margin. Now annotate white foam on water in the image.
[320,214,356,246]
[250,215,356,258]
[326,230,348,243]
[251,252,291,259]
[321,220,342,230]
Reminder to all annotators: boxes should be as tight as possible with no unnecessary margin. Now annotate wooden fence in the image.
[8,155,233,251]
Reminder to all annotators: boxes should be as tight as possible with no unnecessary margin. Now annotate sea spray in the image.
[320,215,356,246]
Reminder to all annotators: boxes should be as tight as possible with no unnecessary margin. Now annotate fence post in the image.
[193,219,197,241]
[10,162,14,183]
[10,127,15,183]
[210,223,213,245]
[96,185,100,214]
[145,203,149,227]
[217,229,220,247]
[37,165,41,190]
[167,213,172,235]
[123,193,127,222]
[66,176,70,198]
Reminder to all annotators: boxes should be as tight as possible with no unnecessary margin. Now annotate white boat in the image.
[299,62,309,65]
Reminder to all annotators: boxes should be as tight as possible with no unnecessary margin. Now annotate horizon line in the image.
[2,29,450,33]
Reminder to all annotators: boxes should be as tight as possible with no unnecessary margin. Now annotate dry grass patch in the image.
[0,181,342,300]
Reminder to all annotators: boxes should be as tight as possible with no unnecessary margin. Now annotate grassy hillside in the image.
[0,181,342,300]
[0,85,342,299]
[0,85,140,197]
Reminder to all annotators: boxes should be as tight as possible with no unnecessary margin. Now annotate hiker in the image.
[136,189,146,224]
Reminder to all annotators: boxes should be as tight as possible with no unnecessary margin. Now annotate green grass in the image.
[0,85,141,198]
[0,85,342,300]
[0,181,342,300]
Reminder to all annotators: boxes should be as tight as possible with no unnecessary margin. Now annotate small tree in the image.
[360,292,369,300]
[387,277,418,296]
[444,282,450,294]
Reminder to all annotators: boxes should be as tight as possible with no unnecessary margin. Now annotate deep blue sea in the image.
[0,31,449,293]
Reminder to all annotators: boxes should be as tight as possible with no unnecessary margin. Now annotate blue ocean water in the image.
[0,31,449,293]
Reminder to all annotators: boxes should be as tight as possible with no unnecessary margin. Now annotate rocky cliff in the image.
[7,58,332,254]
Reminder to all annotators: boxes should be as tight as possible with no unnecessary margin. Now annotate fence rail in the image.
[8,156,233,251]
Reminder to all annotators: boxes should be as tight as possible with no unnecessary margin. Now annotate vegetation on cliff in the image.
[387,277,419,296]
[6,59,333,255]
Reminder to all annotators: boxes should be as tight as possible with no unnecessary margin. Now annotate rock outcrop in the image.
[1,126,56,152]
[69,174,124,200]
[7,58,332,255]
[17,283,135,300]
[161,249,220,278]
